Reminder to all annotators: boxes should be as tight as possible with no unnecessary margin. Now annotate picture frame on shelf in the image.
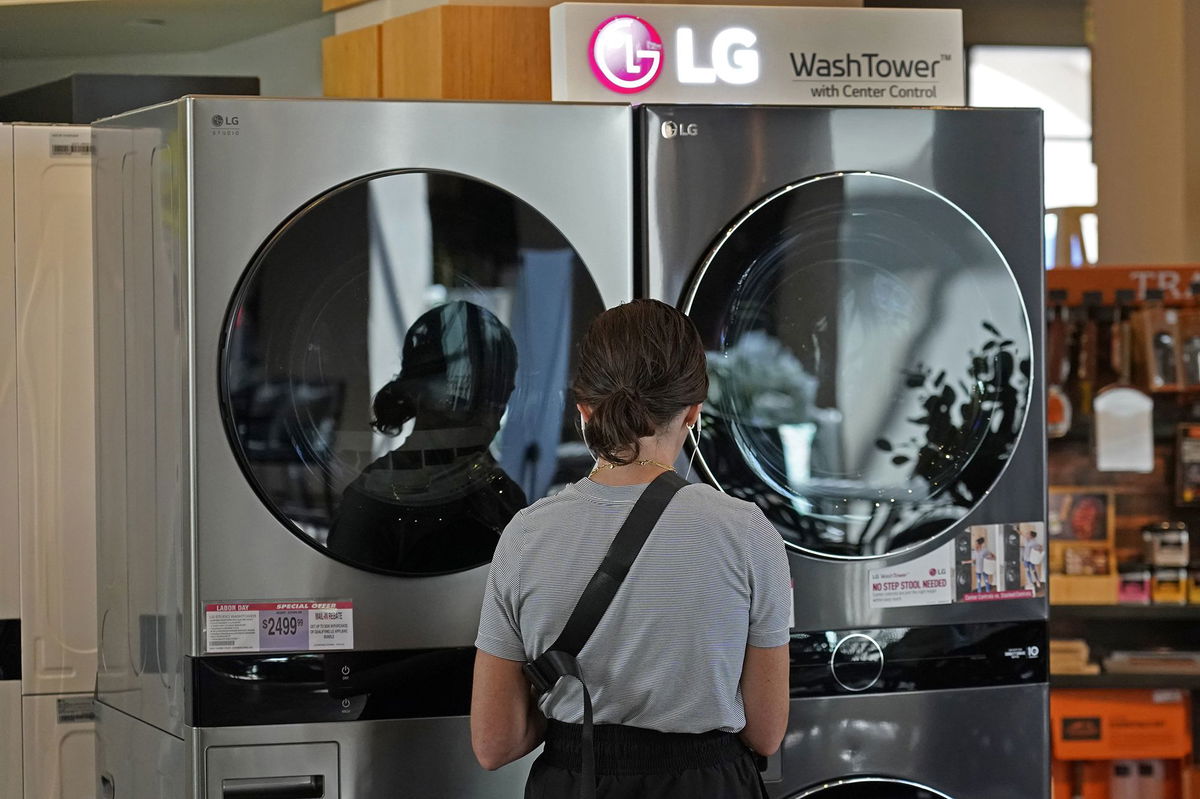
[1048,486,1115,544]
[1048,487,1117,604]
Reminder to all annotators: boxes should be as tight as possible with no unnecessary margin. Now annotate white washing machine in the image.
[0,123,99,798]
[91,98,633,798]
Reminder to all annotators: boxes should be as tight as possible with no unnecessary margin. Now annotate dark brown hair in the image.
[572,299,708,465]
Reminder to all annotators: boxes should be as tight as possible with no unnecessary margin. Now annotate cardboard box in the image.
[1051,573,1119,605]
[1052,690,1192,761]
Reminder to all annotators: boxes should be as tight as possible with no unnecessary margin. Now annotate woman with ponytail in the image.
[471,299,790,798]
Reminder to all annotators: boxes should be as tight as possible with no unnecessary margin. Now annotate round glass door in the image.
[790,777,953,798]
[222,171,604,576]
[687,173,1031,558]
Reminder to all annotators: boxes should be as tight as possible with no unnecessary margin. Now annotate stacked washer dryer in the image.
[1,123,98,799]
[639,105,1048,799]
[91,98,633,798]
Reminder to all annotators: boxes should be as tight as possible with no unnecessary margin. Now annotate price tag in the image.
[204,600,354,653]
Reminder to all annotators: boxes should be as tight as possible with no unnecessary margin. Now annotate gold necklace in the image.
[589,459,676,477]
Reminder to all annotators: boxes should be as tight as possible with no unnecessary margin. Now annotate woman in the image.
[471,299,791,798]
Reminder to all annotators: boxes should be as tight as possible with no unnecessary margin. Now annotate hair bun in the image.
[572,300,709,465]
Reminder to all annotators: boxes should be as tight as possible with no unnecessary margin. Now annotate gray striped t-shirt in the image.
[475,477,791,734]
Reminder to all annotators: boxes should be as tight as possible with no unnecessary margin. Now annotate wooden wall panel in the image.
[323,25,383,97]
[324,0,372,12]
[381,6,549,101]
[441,6,550,100]
[380,8,445,98]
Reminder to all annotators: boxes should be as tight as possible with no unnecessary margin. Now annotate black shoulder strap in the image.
[545,470,688,660]
[535,470,686,667]
[522,470,689,799]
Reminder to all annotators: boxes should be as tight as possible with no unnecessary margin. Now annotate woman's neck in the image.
[588,438,683,486]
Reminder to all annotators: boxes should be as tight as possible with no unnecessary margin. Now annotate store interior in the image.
[2,0,1199,798]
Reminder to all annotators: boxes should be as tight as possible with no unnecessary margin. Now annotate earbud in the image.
[684,415,702,480]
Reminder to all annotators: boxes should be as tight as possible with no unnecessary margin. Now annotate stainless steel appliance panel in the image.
[190,99,632,656]
[93,105,188,736]
[772,684,1049,799]
[95,703,188,799]
[195,716,535,799]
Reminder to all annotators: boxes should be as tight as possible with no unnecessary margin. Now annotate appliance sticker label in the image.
[56,696,96,724]
[47,132,92,158]
[204,601,354,654]
[869,543,954,608]
[868,521,1047,608]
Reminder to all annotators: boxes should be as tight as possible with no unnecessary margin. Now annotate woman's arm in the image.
[470,649,547,770]
[739,643,790,756]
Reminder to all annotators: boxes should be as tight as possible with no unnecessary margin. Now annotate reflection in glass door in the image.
[222,172,604,575]
[686,173,1031,558]
[791,777,953,799]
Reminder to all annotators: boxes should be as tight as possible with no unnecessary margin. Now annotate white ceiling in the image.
[0,0,325,58]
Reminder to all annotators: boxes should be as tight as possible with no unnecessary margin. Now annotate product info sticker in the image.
[868,544,954,609]
[204,600,354,654]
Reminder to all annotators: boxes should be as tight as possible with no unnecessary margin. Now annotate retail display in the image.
[1117,564,1153,604]
[1094,298,1154,472]
[1051,689,1191,799]
[1050,639,1099,675]
[638,104,1046,798]
[1048,301,1073,438]
[1,123,98,799]
[91,98,634,799]
[1144,522,1190,567]
[1151,569,1189,605]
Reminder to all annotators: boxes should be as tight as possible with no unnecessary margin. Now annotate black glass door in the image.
[686,173,1031,558]
[222,171,604,576]
[791,779,952,799]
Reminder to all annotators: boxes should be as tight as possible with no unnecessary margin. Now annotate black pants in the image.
[526,720,769,799]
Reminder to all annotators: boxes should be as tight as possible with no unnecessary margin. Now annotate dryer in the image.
[92,98,633,798]
[639,105,1047,798]
[1,123,98,799]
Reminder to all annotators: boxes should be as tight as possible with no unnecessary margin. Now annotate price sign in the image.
[205,600,354,653]
[259,609,307,651]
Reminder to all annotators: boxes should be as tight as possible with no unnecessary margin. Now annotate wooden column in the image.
[323,25,383,97]
[1092,0,1200,263]
[381,5,551,100]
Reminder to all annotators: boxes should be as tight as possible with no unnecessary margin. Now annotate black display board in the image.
[0,73,260,123]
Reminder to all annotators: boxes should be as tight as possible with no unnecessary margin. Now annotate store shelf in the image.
[1051,673,1200,690]
[1051,604,1200,621]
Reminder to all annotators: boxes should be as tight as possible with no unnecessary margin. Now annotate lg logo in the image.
[589,16,664,94]
[211,113,241,137]
[660,121,699,139]
[677,27,759,85]
[588,18,760,94]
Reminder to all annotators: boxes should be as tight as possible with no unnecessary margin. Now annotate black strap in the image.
[523,470,688,799]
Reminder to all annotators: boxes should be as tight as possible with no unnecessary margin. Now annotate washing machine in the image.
[0,123,98,799]
[91,98,633,798]
[639,105,1047,798]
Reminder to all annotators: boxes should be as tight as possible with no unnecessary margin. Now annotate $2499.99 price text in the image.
[261,616,304,636]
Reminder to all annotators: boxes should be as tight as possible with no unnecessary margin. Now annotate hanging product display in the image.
[1094,298,1154,472]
